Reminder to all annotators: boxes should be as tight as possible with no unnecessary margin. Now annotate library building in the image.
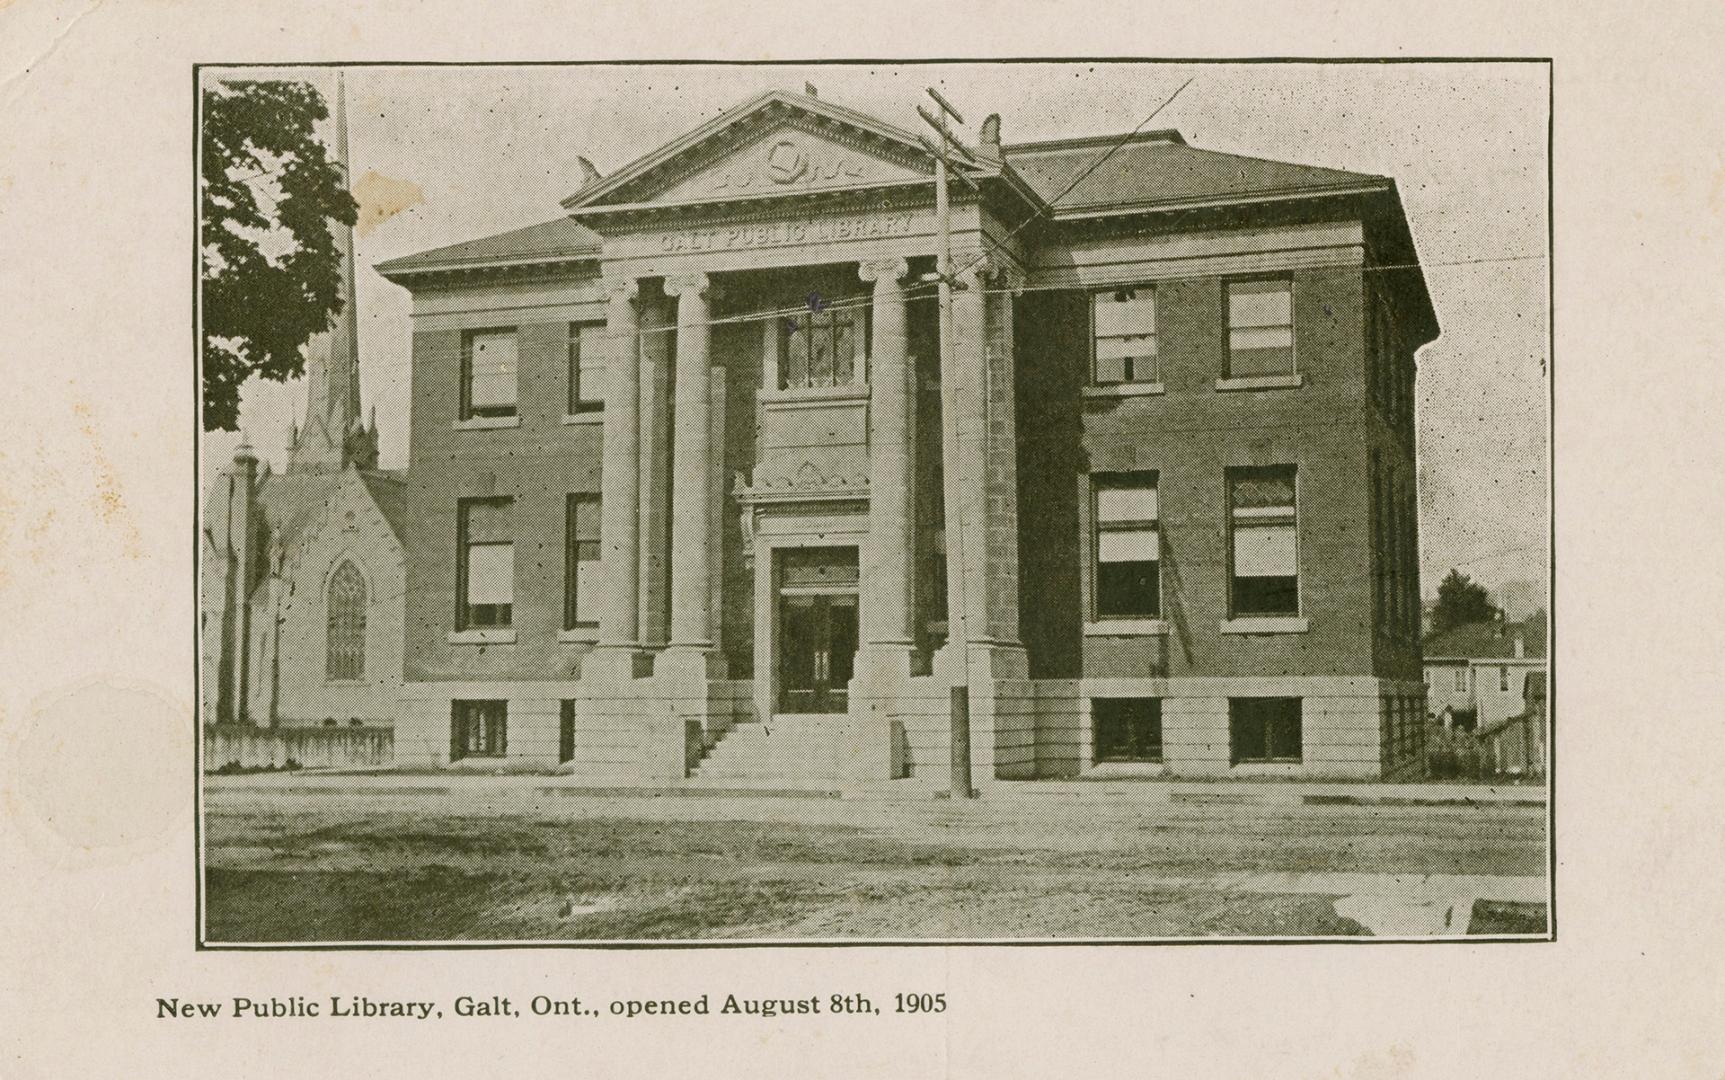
[373,87,1438,784]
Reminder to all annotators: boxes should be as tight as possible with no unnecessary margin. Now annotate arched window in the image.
[326,560,366,681]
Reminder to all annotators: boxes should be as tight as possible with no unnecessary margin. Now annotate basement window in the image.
[451,699,507,760]
[1093,698,1163,763]
[1230,697,1302,764]
[559,700,576,764]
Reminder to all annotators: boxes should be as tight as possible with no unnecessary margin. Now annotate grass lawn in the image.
[201,795,1544,942]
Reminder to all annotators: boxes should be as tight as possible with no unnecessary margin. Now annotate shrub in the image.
[1424,722,1489,781]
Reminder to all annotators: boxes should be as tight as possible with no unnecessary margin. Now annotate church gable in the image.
[565,91,943,212]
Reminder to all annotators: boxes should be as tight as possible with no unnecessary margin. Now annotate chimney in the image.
[1513,632,1525,659]
[575,156,602,189]
[979,113,1002,159]
[803,82,820,98]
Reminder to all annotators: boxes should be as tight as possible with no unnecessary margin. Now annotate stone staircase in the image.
[690,714,867,784]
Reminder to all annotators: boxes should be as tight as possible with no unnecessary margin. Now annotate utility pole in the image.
[918,88,978,799]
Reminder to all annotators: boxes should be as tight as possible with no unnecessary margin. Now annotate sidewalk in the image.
[204,768,1546,808]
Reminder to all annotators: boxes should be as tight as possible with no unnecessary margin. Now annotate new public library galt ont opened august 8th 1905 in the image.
[210,82,1439,786]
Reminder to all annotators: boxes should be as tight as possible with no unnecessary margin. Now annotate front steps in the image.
[691,715,874,783]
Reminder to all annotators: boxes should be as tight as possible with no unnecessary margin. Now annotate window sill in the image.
[557,627,600,644]
[1084,619,1169,637]
[1215,374,1304,392]
[1220,616,1309,635]
[447,629,517,645]
[1230,760,1305,775]
[561,411,604,426]
[760,384,870,407]
[454,415,521,430]
[1083,382,1165,399]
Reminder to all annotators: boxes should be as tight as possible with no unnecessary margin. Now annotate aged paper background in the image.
[0,0,1718,1076]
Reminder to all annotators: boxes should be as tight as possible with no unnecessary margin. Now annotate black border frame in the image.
[194,56,1556,951]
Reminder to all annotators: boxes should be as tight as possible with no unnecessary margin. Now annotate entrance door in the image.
[777,547,859,714]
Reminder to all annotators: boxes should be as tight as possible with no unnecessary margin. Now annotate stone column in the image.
[593,276,642,669]
[857,256,916,677]
[663,271,717,670]
[940,256,1026,678]
[636,291,673,648]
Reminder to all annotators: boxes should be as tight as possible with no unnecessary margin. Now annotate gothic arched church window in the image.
[326,559,366,681]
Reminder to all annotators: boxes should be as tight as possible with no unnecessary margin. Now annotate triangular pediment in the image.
[564,90,970,212]
[658,121,932,202]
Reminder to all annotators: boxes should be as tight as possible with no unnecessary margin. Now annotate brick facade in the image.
[376,89,1440,781]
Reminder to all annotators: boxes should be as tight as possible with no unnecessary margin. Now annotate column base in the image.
[656,644,727,684]
[583,644,654,683]
[933,639,1029,682]
[846,643,917,781]
[930,641,1034,783]
[854,642,917,685]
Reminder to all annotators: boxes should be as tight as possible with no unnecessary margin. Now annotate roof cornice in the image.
[1047,180,1393,222]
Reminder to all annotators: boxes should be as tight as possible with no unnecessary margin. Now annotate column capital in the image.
[663,271,710,299]
[955,255,1024,295]
[604,276,639,301]
[858,256,911,286]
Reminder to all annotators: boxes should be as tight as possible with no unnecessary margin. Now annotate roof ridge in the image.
[1168,141,1389,183]
[1004,128,1187,154]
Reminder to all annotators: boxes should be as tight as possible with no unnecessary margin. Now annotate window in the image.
[451,700,507,759]
[1226,279,1295,377]
[1500,666,1510,692]
[1093,473,1160,618]
[462,329,518,419]
[1093,698,1163,763]
[1092,287,1158,384]
[325,559,366,681]
[780,305,863,389]
[1231,698,1302,764]
[1228,465,1298,616]
[1454,669,1466,692]
[567,322,606,414]
[457,497,513,629]
[559,700,576,764]
[564,494,602,629]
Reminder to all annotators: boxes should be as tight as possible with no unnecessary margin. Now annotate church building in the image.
[201,77,407,730]
[375,87,1438,783]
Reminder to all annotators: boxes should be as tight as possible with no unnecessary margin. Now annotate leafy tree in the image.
[200,80,357,431]
[1429,569,1501,635]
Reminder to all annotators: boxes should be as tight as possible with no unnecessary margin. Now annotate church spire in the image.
[288,68,374,473]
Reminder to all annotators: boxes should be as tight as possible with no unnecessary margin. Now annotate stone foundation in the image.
[394,674,1424,782]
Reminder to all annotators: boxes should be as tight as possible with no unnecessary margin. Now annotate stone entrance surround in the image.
[546,247,1037,785]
